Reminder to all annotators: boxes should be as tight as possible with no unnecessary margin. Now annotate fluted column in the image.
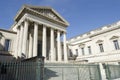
[42,25,47,59]
[15,27,20,58]
[22,20,29,58]
[57,30,62,61]
[18,25,24,57]
[28,32,33,58]
[63,32,68,62]
[50,28,55,61]
[33,23,38,57]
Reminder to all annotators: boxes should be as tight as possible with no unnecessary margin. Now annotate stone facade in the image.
[0,5,69,62]
[67,21,120,63]
[1,5,120,64]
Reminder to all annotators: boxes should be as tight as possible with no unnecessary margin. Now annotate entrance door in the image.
[37,41,42,57]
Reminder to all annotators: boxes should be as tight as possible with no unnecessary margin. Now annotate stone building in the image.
[0,5,69,62]
[67,21,120,64]
[1,4,120,65]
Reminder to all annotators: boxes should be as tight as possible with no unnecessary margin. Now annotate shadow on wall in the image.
[68,49,77,60]
[44,68,58,80]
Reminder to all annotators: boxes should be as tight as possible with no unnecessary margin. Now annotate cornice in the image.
[0,29,17,34]
[68,21,120,43]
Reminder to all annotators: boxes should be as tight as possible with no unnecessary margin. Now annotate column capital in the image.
[34,22,39,25]
[17,20,24,28]
[50,27,55,30]
[24,18,30,22]
[63,31,67,34]
[57,29,62,33]
[16,25,20,30]
[42,24,47,27]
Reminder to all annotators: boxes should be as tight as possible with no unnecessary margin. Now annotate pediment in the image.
[96,40,103,43]
[24,5,69,26]
[30,8,63,21]
[110,36,119,40]
[79,43,85,48]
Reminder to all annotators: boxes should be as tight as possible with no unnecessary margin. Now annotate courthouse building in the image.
[67,21,120,64]
[0,5,69,62]
[0,5,120,64]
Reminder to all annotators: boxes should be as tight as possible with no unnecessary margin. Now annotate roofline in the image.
[14,5,25,21]
[0,29,17,34]
[67,20,120,42]
[51,8,69,26]
[24,4,52,9]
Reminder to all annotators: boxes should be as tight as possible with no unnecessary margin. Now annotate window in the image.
[88,46,92,54]
[113,40,120,50]
[4,39,11,51]
[75,49,78,56]
[99,44,104,52]
[81,48,84,55]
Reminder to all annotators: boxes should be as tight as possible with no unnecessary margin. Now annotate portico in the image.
[12,5,69,62]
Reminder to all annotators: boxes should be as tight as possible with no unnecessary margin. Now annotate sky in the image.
[0,0,120,39]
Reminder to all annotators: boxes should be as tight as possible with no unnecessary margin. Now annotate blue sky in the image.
[0,0,120,39]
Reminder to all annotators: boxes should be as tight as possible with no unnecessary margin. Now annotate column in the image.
[28,32,33,58]
[14,27,20,58]
[50,28,55,61]
[33,23,38,57]
[99,63,107,80]
[22,20,29,58]
[63,32,68,62]
[57,30,62,61]
[18,24,24,57]
[42,25,47,59]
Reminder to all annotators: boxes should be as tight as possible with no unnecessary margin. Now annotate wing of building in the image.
[67,21,120,63]
[0,5,69,62]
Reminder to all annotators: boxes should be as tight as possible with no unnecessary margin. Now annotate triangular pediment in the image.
[110,36,119,40]
[96,40,103,43]
[79,43,85,48]
[24,5,69,26]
